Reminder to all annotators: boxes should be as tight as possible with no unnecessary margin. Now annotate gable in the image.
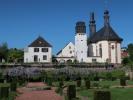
[28,36,52,47]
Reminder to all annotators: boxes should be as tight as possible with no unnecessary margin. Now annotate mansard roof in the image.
[89,25,123,43]
[28,36,52,47]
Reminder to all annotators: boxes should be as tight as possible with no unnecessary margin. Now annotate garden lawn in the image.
[78,88,133,100]
[53,80,133,87]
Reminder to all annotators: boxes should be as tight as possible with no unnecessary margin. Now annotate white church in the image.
[56,10,123,64]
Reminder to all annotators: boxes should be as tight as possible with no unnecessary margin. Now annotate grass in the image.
[0,83,10,87]
[77,80,133,100]
[53,80,133,100]
[78,88,133,100]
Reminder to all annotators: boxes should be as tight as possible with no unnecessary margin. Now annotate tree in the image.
[127,43,133,61]
[122,57,130,65]
[8,48,23,63]
[0,43,8,62]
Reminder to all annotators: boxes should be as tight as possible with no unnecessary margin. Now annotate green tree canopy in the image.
[0,43,8,60]
[127,43,133,61]
[8,48,23,63]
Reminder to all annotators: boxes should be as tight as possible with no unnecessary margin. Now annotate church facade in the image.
[56,10,123,64]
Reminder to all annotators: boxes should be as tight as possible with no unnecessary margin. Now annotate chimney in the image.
[89,12,96,37]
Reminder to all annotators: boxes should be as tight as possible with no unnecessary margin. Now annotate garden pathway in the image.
[15,82,63,100]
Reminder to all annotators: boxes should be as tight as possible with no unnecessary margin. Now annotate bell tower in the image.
[75,21,87,62]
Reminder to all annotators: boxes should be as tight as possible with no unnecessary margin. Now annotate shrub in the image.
[94,90,111,100]
[0,72,2,78]
[43,86,51,90]
[67,85,76,100]
[85,80,90,89]
[112,70,125,79]
[76,80,81,87]
[59,81,64,88]
[94,76,99,81]
[106,72,113,81]
[0,78,4,83]
[55,87,63,96]
[65,76,70,81]
[47,77,52,86]
[18,78,26,86]
[101,85,110,89]
[120,78,126,86]
[0,86,9,99]
[10,82,17,91]
[92,82,99,88]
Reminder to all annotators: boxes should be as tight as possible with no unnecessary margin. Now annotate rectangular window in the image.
[42,48,48,52]
[43,55,47,60]
[34,48,39,52]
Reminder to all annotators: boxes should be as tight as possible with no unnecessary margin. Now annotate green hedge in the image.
[0,78,4,83]
[67,85,76,100]
[10,82,17,91]
[120,78,126,86]
[59,81,64,88]
[85,80,91,89]
[94,90,111,100]
[0,85,9,99]
[76,80,81,87]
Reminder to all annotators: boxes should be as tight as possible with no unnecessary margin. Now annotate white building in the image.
[24,36,52,63]
[56,42,75,63]
[56,10,123,64]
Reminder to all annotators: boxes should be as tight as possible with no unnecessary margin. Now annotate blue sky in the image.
[0,0,132,55]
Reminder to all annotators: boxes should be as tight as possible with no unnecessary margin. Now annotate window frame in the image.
[42,48,48,52]
[34,48,39,52]
[43,55,47,60]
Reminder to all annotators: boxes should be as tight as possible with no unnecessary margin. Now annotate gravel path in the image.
[15,82,63,100]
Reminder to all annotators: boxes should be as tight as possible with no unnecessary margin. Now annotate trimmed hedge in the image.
[76,80,81,87]
[94,90,111,100]
[0,78,4,83]
[120,78,126,86]
[0,86,9,99]
[47,77,53,86]
[10,82,17,91]
[85,80,91,89]
[67,85,76,100]
[59,81,64,88]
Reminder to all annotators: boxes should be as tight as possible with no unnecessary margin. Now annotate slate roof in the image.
[56,50,62,55]
[89,25,123,43]
[28,36,52,47]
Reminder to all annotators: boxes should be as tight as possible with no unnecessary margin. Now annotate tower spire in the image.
[104,0,109,10]
[104,10,110,26]
[89,12,96,37]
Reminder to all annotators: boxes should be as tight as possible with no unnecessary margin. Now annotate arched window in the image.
[99,44,102,57]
